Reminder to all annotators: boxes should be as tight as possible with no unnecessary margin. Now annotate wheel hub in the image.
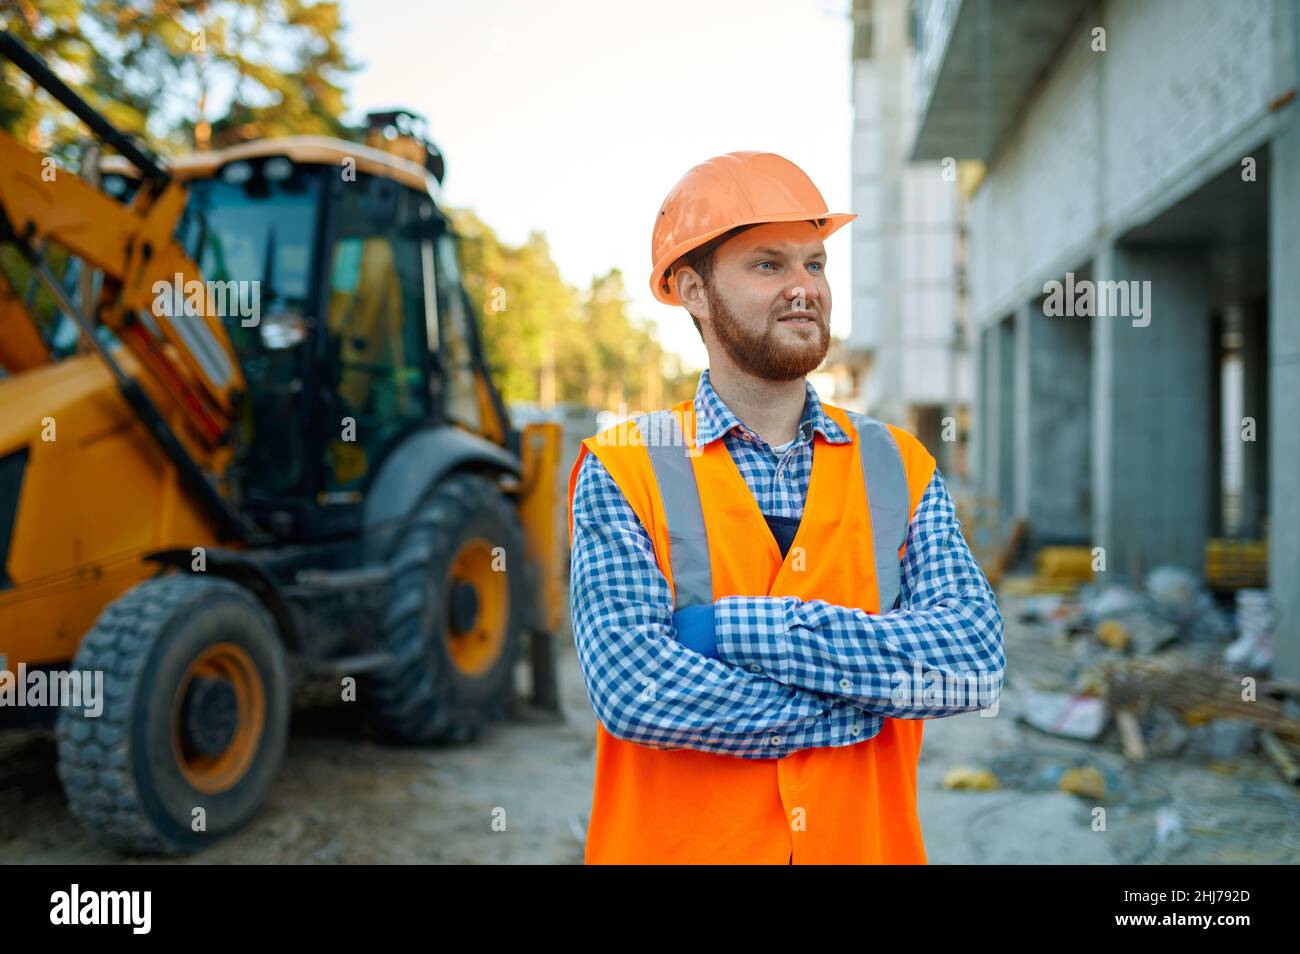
[444,537,508,676]
[172,642,266,794]
[181,675,239,757]
[449,579,480,634]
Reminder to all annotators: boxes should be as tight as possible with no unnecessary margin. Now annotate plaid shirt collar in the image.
[691,367,852,449]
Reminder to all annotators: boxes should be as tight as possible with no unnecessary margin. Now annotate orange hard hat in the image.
[650,151,856,306]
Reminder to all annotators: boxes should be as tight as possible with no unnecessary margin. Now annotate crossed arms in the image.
[568,452,1005,759]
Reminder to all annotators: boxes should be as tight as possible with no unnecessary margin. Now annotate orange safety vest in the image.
[567,397,937,864]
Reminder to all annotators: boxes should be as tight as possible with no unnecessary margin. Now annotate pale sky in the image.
[338,0,856,371]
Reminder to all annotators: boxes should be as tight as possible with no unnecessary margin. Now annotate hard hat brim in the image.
[651,211,857,306]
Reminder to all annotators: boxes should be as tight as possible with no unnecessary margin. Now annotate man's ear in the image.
[675,265,708,317]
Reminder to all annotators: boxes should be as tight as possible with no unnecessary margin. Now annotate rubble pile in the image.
[1007,564,1300,784]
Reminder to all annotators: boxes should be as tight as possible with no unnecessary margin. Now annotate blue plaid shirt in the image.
[569,368,1004,759]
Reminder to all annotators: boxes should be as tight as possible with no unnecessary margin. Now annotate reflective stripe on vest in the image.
[635,408,910,612]
[637,410,713,608]
[846,411,910,612]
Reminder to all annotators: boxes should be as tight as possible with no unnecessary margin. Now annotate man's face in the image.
[696,221,832,382]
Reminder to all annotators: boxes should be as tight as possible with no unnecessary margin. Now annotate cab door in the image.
[320,173,433,499]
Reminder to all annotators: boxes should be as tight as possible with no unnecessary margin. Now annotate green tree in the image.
[450,208,692,412]
[451,208,575,405]
[0,0,97,159]
[0,0,354,155]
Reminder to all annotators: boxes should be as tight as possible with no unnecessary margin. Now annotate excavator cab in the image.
[100,129,507,542]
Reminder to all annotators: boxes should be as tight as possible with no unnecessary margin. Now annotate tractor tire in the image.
[363,472,527,744]
[55,574,289,856]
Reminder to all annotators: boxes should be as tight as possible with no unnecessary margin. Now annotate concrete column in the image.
[1013,302,1032,522]
[1091,261,1115,569]
[1021,291,1093,546]
[1269,77,1300,682]
[978,322,999,510]
[1092,243,1215,581]
[1239,301,1268,539]
[994,317,1016,537]
[976,315,1019,542]
[973,325,987,498]
[977,319,1011,533]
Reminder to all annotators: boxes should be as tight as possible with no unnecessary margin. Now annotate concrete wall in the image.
[968,0,1279,328]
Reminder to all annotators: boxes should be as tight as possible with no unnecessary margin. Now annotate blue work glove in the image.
[671,602,719,659]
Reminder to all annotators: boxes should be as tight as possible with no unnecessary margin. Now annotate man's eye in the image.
[756,261,776,271]
[808,262,824,272]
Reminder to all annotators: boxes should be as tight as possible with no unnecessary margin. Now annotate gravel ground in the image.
[2,593,1297,864]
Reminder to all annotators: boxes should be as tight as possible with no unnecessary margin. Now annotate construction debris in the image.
[942,766,999,791]
[1035,546,1095,589]
[1058,765,1106,799]
[1016,593,1065,623]
[999,549,1095,598]
[1096,619,1130,652]
[1081,584,1180,653]
[1223,589,1274,671]
[1084,584,1148,620]
[1204,536,1268,592]
[1259,731,1300,786]
[1096,657,1300,746]
[1144,707,1192,757]
[1114,709,1147,761]
[1185,719,1259,761]
[1020,690,1109,740]
[1118,616,1178,654]
[1145,566,1237,643]
[1000,560,1292,785]
[1154,806,1184,845]
[1146,566,1202,621]
[1070,567,1240,654]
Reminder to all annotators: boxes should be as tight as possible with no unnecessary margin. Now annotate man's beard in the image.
[705,282,830,382]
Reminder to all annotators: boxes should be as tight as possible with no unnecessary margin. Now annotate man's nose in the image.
[785,282,820,306]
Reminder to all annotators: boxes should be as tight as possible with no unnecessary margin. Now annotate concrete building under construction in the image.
[896,0,1299,679]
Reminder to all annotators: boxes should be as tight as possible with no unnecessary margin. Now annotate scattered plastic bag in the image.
[1224,589,1274,670]
[1020,691,1109,740]
[1154,805,1183,844]
[1146,566,1202,621]
[1084,585,1149,620]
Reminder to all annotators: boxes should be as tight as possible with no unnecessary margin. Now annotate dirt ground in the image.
[2,595,1297,864]
[0,652,599,865]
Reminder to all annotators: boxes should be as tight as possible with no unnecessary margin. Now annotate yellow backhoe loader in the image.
[0,33,565,855]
